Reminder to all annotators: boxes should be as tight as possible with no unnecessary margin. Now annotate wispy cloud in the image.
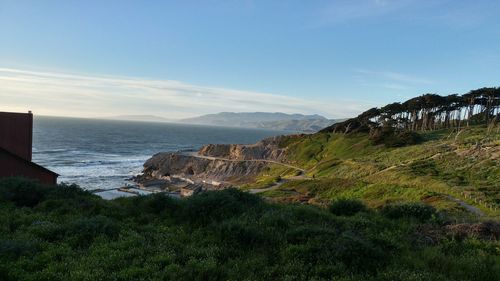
[0,67,369,119]
[309,0,416,27]
[352,69,435,99]
[309,0,497,28]
[356,69,435,85]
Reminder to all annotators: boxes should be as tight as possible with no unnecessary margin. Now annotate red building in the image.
[0,111,58,184]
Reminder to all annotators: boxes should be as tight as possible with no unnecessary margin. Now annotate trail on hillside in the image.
[249,179,286,194]
[364,147,488,216]
[446,195,484,216]
[186,152,311,194]
[189,153,306,172]
[248,171,312,194]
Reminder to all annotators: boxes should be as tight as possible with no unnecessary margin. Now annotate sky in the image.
[1,0,499,119]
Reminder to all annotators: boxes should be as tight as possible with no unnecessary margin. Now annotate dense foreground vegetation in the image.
[0,178,499,281]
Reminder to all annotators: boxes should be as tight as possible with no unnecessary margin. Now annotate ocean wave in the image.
[33,117,285,190]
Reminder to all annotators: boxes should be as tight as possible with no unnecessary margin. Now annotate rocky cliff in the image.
[140,153,268,183]
[137,136,291,185]
[198,136,288,161]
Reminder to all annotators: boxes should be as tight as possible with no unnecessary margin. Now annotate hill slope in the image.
[146,87,499,219]
[180,112,338,132]
[258,126,499,218]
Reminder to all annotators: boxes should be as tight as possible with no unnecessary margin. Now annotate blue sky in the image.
[1,0,499,118]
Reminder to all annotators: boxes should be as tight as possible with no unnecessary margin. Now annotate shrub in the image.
[0,178,94,209]
[65,216,120,248]
[217,220,266,248]
[286,226,339,244]
[0,178,48,207]
[181,189,262,225]
[332,232,388,272]
[0,239,39,259]
[369,126,421,147]
[410,160,439,176]
[29,222,66,242]
[391,131,421,147]
[329,199,367,216]
[382,203,436,221]
[0,177,499,280]
[137,193,180,215]
[284,231,388,273]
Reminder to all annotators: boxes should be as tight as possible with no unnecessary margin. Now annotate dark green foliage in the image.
[382,203,436,221]
[0,177,48,207]
[0,239,39,259]
[0,178,498,281]
[322,86,500,134]
[391,130,421,146]
[369,126,421,147]
[135,193,181,215]
[409,159,439,176]
[181,188,262,225]
[65,216,120,248]
[0,177,97,209]
[329,199,367,216]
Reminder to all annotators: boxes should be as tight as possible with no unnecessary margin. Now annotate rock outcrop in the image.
[198,136,288,161]
[137,153,269,185]
[136,136,292,186]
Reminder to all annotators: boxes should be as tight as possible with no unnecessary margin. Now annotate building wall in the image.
[0,112,33,161]
[0,150,57,185]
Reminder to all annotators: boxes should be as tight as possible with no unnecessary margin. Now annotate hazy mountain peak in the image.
[180,112,337,132]
[104,115,171,123]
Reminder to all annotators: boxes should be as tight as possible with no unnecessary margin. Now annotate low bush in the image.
[381,203,436,221]
[0,177,48,207]
[136,193,181,215]
[0,239,39,259]
[329,199,367,216]
[370,126,421,147]
[181,188,262,225]
[0,178,497,281]
[65,216,120,248]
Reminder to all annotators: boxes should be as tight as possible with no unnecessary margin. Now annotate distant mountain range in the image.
[104,115,172,123]
[179,112,341,133]
[104,112,342,133]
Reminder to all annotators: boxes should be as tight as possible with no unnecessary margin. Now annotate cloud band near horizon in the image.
[0,67,372,119]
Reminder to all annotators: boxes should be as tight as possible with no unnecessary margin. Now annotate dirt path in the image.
[367,150,484,216]
[188,152,306,172]
[247,171,313,194]
[248,179,286,194]
[446,195,484,216]
[184,152,311,194]
[367,152,444,177]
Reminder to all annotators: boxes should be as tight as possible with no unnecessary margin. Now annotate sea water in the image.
[32,116,286,190]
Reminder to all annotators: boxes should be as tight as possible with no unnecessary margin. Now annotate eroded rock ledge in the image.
[139,153,269,183]
[135,136,292,189]
[198,136,288,161]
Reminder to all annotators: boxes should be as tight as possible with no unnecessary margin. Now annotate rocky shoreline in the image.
[132,136,292,197]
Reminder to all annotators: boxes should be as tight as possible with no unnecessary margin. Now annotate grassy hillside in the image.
[0,178,499,280]
[249,126,499,219]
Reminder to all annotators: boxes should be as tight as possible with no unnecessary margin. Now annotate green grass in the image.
[239,164,296,190]
[1,178,499,281]
[253,126,500,219]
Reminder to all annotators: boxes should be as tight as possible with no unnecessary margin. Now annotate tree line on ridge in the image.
[322,87,500,135]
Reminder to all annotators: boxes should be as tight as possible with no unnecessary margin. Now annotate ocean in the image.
[32,116,287,190]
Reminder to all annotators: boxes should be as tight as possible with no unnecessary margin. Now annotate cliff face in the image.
[138,136,291,185]
[139,153,269,184]
[198,136,288,161]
